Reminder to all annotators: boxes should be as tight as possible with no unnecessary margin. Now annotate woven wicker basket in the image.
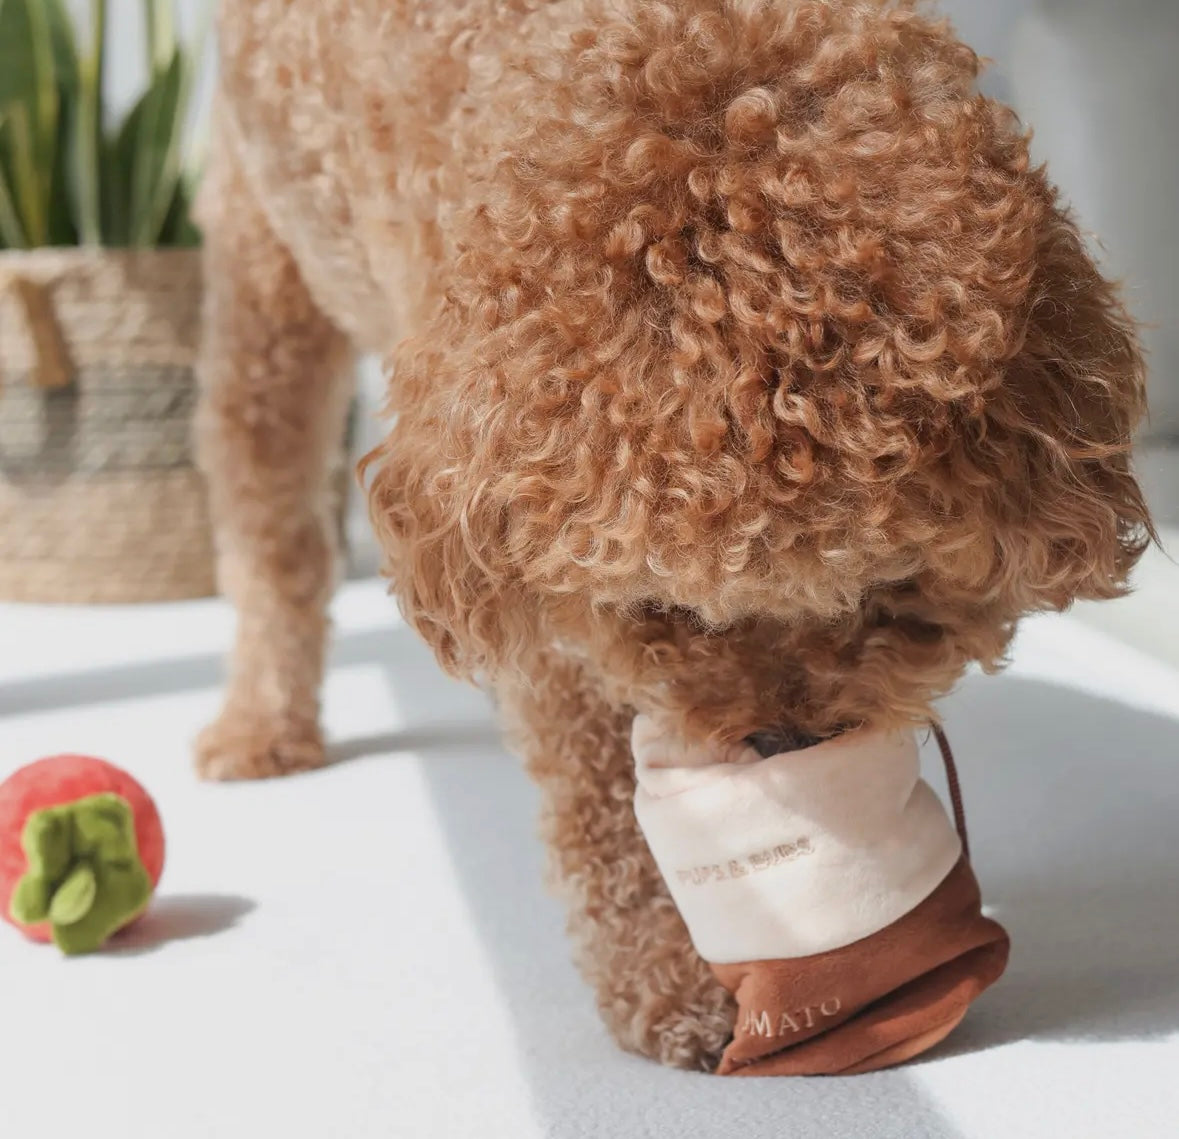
[0,248,349,604]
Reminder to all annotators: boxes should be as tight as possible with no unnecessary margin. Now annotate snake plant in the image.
[0,0,205,249]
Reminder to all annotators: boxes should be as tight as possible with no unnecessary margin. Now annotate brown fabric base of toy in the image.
[712,857,1009,1076]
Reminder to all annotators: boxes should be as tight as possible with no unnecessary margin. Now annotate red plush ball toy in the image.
[0,756,165,954]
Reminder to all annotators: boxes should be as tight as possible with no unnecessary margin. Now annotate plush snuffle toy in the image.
[0,756,165,955]
[633,718,1009,1076]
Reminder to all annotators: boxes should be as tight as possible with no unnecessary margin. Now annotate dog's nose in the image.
[744,728,831,758]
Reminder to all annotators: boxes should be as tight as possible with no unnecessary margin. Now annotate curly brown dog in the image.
[195,0,1152,1070]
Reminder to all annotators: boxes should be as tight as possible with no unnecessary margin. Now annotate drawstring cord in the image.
[931,722,970,860]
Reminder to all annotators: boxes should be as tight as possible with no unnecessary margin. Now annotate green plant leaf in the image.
[0,0,61,246]
[144,0,176,78]
[101,93,146,246]
[157,172,201,247]
[68,0,105,243]
[22,0,61,237]
[41,0,78,243]
[42,0,79,93]
[129,45,183,247]
[0,0,37,108]
[0,0,201,249]
[72,0,106,244]
[46,90,78,244]
[156,177,185,246]
[2,106,46,246]
[157,0,209,248]
[0,174,26,247]
[133,1,210,248]
[0,112,29,247]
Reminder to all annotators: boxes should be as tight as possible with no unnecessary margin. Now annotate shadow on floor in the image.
[109,893,257,955]
[0,627,401,718]
[917,671,1179,1059]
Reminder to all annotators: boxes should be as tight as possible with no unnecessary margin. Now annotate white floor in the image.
[2,534,1178,1138]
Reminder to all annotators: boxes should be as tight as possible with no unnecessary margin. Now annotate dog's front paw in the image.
[600,967,736,1071]
[195,712,326,782]
[647,1004,735,1072]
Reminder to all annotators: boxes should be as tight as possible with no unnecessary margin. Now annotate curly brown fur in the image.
[500,649,735,1068]
[202,0,1152,1068]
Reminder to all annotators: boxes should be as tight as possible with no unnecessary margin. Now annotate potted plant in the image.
[0,0,212,602]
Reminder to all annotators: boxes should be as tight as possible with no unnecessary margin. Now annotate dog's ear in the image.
[362,308,544,681]
[915,205,1152,618]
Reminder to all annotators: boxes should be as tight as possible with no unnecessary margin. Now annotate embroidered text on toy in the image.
[741,999,843,1039]
[674,835,813,887]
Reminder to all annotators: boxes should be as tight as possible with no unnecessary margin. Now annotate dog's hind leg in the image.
[192,139,355,781]
[499,650,735,1070]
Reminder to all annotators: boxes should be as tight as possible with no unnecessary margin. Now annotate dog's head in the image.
[366,0,1151,738]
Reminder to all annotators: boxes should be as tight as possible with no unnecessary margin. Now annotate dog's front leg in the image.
[499,650,735,1070]
[192,137,355,781]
